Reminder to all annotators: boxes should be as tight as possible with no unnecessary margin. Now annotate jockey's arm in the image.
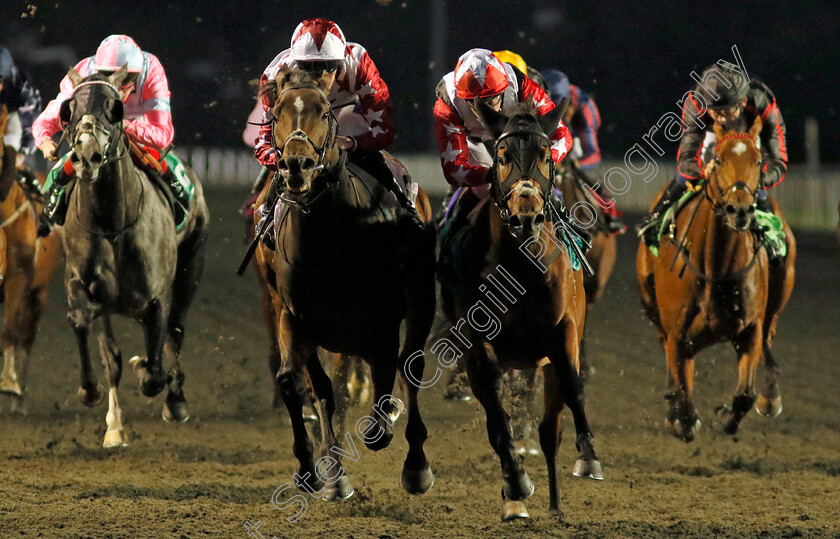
[32,58,89,153]
[346,47,395,151]
[676,91,707,184]
[123,54,173,150]
[518,72,572,164]
[758,98,788,189]
[433,98,492,188]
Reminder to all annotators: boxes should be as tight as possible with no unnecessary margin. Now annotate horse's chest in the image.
[697,280,763,334]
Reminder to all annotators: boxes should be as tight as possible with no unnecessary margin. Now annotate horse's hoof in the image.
[323,475,354,501]
[550,507,565,520]
[295,468,324,494]
[755,394,783,418]
[103,429,128,448]
[573,457,604,480]
[301,405,319,423]
[670,418,701,442]
[500,492,530,522]
[401,463,434,495]
[162,397,190,423]
[78,384,105,407]
[0,378,22,397]
[364,426,394,452]
[140,372,168,398]
[502,470,534,501]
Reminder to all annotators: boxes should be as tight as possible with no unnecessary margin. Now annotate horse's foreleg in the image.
[67,294,103,407]
[549,319,602,481]
[465,348,534,512]
[331,353,350,437]
[276,310,322,496]
[98,316,127,448]
[664,335,699,442]
[397,347,434,496]
[720,324,762,434]
[305,352,353,500]
[0,267,32,399]
[755,340,782,418]
[133,298,169,398]
[538,368,564,516]
[362,348,399,452]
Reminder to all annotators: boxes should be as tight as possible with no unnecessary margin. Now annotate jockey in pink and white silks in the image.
[251,18,419,247]
[33,34,190,235]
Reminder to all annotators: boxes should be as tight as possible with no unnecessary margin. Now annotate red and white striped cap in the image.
[290,19,347,62]
[93,34,143,73]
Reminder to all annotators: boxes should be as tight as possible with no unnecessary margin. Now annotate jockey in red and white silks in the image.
[433,48,572,189]
[254,18,394,169]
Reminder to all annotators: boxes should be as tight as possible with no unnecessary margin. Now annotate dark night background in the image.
[1,0,837,163]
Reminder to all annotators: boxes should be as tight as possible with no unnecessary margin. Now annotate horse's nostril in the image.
[90,153,103,165]
[534,213,545,225]
[725,204,736,214]
[70,153,80,163]
[301,158,316,170]
[747,205,756,214]
[277,159,289,171]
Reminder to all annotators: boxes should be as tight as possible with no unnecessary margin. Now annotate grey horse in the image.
[57,66,208,447]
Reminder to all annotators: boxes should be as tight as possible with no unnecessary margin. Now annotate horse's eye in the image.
[714,157,722,165]
[497,153,508,166]
[322,111,330,120]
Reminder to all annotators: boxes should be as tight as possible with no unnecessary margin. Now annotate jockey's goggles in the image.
[469,93,504,109]
[296,60,342,75]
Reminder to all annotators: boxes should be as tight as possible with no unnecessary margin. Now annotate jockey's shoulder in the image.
[746,77,776,109]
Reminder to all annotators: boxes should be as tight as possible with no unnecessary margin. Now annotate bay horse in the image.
[440,100,602,520]
[0,105,61,412]
[255,67,436,500]
[557,160,617,379]
[58,66,209,447]
[636,117,796,442]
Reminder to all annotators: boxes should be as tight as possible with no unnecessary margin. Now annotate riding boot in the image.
[352,150,423,230]
[585,181,627,234]
[256,172,281,250]
[36,166,73,238]
[436,185,459,229]
[637,179,688,246]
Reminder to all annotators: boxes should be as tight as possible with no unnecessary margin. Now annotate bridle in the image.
[490,125,555,226]
[268,83,340,212]
[62,78,142,237]
[703,133,762,216]
[62,80,129,167]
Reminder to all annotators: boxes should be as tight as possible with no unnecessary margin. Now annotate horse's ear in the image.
[260,79,278,110]
[108,64,129,88]
[59,98,74,124]
[748,116,762,141]
[538,100,566,137]
[713,120,725,141]
[474,98,508,139]
[66,67,84,88]
[314,74,331,94]
[105,98,124,124]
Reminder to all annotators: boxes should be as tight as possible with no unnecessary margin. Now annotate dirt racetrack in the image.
[2,187,839,538]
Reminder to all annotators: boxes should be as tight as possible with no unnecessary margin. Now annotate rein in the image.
[1,199,32,229]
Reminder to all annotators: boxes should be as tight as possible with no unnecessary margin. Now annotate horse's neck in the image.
[690,196,757,278]
[75,151,141,232]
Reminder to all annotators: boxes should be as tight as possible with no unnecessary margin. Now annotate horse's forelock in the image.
[504,103,540,132]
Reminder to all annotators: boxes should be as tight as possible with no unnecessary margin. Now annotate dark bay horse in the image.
[637,118,796,442]
[0,105,61,412]
[58,67,208,447]
[255,67,436,500]
[440,101,602,520]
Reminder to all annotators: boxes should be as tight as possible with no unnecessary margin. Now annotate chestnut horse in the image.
[254,67,436,500]
[0,105,61,412]
[58,67,209,447]
[637,117,796,442]
[440,101,601,520]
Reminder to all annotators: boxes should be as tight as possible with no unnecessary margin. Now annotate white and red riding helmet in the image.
[290,18,348,62]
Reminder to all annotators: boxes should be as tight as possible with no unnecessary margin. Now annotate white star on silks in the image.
[535,97,551,110]
[442,141,462,164]
[364,108,384,124]
[443,122,462,136]
[371,126,385,137]
[450,165,472,184]
[356,82,376,97]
